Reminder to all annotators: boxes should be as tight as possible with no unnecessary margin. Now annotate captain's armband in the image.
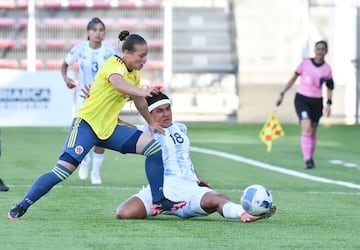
[325,79,334,90]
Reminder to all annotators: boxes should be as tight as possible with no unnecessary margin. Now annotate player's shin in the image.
[18,163,72,209]
[142,139,164,202]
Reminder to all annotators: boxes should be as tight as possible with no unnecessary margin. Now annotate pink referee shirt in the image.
[295,58,333,98]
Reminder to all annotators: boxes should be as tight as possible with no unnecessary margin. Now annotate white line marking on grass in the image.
[329,159,359,169]
[190,146,360,190]
[8,185,360,196]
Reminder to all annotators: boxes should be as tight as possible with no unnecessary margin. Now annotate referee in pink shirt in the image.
[276,40,334,169]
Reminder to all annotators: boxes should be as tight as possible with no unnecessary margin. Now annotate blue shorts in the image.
[60,118,141,165]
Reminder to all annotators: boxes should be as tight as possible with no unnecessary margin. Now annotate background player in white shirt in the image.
[116,93,276,222]
[61,17,119,184]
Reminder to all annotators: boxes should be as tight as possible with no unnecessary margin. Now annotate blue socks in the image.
[142,139,164,202]
[19,164,72,209]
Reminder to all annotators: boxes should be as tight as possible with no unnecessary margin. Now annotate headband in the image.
[148,99,171,112]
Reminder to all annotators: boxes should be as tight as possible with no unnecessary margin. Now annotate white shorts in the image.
[134,177,214,218]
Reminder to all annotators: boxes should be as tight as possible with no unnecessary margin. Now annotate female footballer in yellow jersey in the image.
[8,31,186,220]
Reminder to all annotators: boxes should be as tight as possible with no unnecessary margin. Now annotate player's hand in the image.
[325,105,331,117]
[198,177,211,188]
[80,84,91,99]
[144,86,161,98]
[64,77,76,89]
[148,121,165,135]
[276,94,284,106]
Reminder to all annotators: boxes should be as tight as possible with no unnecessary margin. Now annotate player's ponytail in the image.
[118,30,147,52]
[118,30,130,42]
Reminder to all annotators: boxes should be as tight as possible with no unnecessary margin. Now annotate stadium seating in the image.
[43,1,62,9]
[19,18,40,28]
[0,0,16,9]
[70,39,82,47]
[142,0,162,9]
[0,0,166,83]
[68,0,87,9]
[17,0,28,8]
[0,59,19,69]
[117,1,136,8]
[44,39,66,49]
[143,19,164,29]
[69,18,88,28]
[0,39,16,49]
[102,19,115,29]
[45,59,63,69]
[43,18,65,29]
[20,39,41,48]
[92,1,111,9]
[146,60,164,70]
[21,59,44,70]
[0,18,16,28]
[119,19,140,28]
[147,40,163,49]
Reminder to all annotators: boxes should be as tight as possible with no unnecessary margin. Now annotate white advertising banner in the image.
[0,69,73,126]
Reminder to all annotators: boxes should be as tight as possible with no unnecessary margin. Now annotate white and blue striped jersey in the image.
[65,41,119,88]
[137,122,199,183]
[65,41,119,113]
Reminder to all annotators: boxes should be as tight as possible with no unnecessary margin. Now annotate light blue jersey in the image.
[138,122,198,183]
[135,121,213,218]
[65,41,119,113]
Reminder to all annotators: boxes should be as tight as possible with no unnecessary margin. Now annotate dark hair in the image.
[87,17,105,31]
[315,40,328,50]
[118,30,147,52]
[146,92,170,106]
[146,92,171,112]
[86,17,105,41]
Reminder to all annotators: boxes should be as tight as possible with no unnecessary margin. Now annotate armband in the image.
[325,79,334,90]
[327,99,332,105]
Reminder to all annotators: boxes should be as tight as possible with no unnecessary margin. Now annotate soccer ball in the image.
[240,184,273,216]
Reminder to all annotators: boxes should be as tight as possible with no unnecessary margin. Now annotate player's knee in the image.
[115,205,146,220]
[115,197,148,219]
[115,206,133,219]
[142,139,162,157]
[59,152,80,167]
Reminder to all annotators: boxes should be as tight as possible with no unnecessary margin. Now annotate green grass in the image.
[1,124,359,249]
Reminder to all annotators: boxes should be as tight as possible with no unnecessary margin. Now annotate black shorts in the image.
[294,93,323,126]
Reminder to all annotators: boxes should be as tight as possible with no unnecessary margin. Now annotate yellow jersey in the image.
[76,55,141,139]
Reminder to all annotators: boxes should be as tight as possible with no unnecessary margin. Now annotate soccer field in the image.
[1,124,359,249]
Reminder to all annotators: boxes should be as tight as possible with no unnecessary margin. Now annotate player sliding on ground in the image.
[116,92,276,222]
[8,31,186,220]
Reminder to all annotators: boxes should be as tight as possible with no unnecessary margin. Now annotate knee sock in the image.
[311,134,317,156]
[142,139,164,203]
[301,132,313,161]
[19,163,72,209]
[222,202,244,219]
[81,153,91,167]
[92,151,105,175]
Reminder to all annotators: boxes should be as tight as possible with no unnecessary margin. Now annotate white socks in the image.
[222,202,244,219]
[92,152,105,175]
[81,153,91,167]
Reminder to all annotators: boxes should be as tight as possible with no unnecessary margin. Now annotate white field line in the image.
[7,147,360,193]
[190,146,360,190]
